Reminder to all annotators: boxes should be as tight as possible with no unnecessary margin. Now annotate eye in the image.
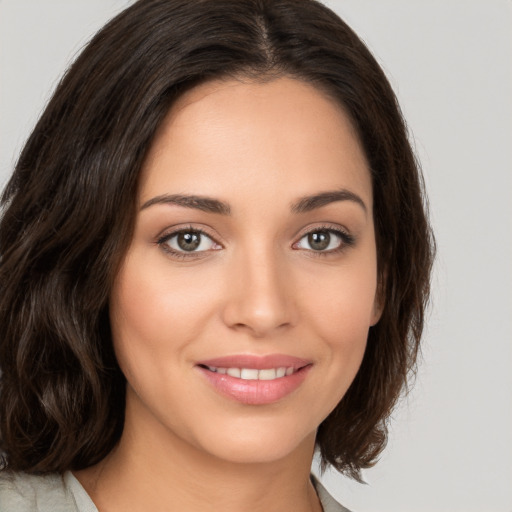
[158,228,221,255]
[294,228,353,253]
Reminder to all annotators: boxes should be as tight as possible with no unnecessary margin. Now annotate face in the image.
[110,77,382,465]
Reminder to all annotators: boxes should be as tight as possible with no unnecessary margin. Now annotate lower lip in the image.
[197,366,311,405]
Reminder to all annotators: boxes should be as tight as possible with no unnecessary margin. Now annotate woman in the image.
[0,1,434,511]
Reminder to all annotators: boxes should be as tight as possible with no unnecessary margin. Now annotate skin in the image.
[75,76,382,512]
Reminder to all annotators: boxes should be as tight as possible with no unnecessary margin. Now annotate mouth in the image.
[198,365,299,381]
[196,355,312,405]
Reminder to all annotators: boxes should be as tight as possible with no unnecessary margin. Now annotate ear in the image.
[370,294,384,326]
[370,272,386,326]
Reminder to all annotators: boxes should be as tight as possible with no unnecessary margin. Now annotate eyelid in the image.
[156,223,223,243]
[292,223,355,254]
[156,225,223,259]
[155,222,355,260]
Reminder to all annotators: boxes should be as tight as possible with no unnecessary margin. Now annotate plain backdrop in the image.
[1,1,511,511]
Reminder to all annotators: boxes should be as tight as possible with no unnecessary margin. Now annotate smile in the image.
[203,366,296,380]
[196,354,312,405]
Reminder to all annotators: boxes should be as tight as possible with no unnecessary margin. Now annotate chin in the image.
[186,415,318,466]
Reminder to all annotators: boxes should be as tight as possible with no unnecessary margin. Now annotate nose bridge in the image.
[222,241,295,336]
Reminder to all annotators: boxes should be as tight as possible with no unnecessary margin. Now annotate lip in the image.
[197,354,310,370]
[196,354,312,405]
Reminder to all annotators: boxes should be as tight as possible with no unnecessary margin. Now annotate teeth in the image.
[227,368,241,378]
[258,368,277,380]
[206,366,297,381]
[240,369,259,380]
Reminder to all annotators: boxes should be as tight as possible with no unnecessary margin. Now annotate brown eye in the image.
[307,231,331,251]
[295,228,353,253]
[177,232,201,251]
[160,229,220,254]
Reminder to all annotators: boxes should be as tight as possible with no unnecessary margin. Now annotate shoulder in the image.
[0,471,79,512]
[311,474,353,512]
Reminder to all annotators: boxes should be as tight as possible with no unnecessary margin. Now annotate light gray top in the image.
[0,471,351,512]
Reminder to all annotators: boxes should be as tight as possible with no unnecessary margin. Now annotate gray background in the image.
[1,1,511,511]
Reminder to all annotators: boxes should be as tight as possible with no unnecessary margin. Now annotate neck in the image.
[75,391,322,512]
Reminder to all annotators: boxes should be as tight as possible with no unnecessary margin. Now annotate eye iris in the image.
[177,232,201,251]
[308,231,330,250]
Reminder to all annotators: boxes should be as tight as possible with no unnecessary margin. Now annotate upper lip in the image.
[196,354,311,370]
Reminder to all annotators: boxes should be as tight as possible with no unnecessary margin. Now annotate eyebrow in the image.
[290,189,367,215]
[140,189,367,215]
[140,194,231,215]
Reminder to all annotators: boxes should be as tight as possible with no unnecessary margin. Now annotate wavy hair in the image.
[0,0,434,481]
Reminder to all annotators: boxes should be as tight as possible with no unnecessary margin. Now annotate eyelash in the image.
[157,226,216,260]
[156,224,355,260]
[293,224,355,256]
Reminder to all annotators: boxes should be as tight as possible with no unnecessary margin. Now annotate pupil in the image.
[308,231,330,251]
[177,232,200,251]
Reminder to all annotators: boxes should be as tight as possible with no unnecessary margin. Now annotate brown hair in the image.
[0,0,434,481]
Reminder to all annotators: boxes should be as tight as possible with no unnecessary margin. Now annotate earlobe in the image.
[370,298,384,326]
[370,274,386,326]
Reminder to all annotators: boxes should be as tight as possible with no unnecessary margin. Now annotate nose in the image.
[221,247,297,338]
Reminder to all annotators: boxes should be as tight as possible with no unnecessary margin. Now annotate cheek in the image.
[109,259,205,395]
[299,256,378,385]
[303,255,378,334]
[110,254,216,353]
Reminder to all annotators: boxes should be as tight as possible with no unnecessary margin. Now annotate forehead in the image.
[140,76,372,211]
